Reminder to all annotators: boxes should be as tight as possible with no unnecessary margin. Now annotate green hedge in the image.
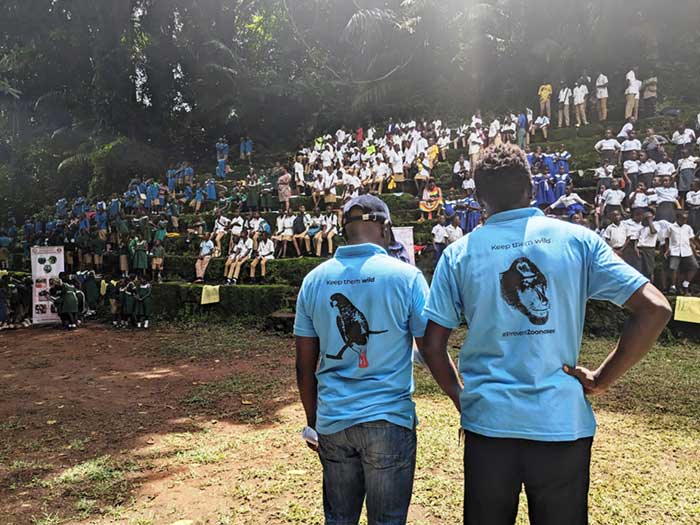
[150,283,294,320]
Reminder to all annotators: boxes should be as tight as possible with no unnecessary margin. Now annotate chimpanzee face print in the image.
[500,257,550,325]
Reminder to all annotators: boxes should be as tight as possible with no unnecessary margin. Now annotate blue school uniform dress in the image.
[72,198,85,218]
[79,217,90,233]
[553,173,571,200]
[465,198,482,233]
[56,198,67,218]
[217,159,226,178]
[543,154,557,176]
[556,151,571,173]
[184,167,194,181]
[95,211,108,231]
[109,198,121,218]
[184,185,193,201]
[293,243,430,435]
[195,187,204,203]
[533,175,555,207]
[425,207,648,441]
[206,179,217,200]
[167,170,177,193]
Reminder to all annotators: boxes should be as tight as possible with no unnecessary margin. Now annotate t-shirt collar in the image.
[486,207,544,225]
[335,243,388,258]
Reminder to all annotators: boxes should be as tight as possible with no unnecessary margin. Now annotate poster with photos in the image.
[30,246,65,325]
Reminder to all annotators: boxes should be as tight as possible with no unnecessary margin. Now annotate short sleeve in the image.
[587,235,648,306]
[293,280,318,337]
[424,249,463,329]
[408,272,430,337]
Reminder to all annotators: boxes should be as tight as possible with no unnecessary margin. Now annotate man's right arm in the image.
[295,336,320,431]
[421,321,462,412]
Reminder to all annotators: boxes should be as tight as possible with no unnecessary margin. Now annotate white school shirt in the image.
[551,193,586,209]
[623,159,640,174]
[625,70,638,94]
[603,189,625,206]
[257,239,275,259]
[445,224,464,244]
[321,150,334,167]
[453,160,470,176]
[462,178,476,191]
[234,238,254,259]
[323,213,338,233]
[214,215,231,233]
[623,219,643,240]
[437,136,451,149]
[282,216,295,236]
[630,192,650,209]
[595,138,621,152]
[656,162,676,177]
[415,137,428,154]
[388,150,404,174]
[596,74,609,99]
[558,87,572,104]
[637,223,662,248]
[488,120,501,138]
[230,216,245,236]
[594,164,615,180]
[603,223,628,249]
[294,162,305,183]
[247,217,262,233]
[432,224,448,244]
[534,116,549,128]
[468,133,483,155]
[312,178,324,193]
[323,171,337,195]
[686,190,700,206]
[359,167,372,183]
[672,129,695,145]
[678,157,699,171]
[667,223,696,257]
[639,160,657,175]
[654,186,678,203]
[621,139,641,152]
[573,85,588,105]
[617,123,634,140]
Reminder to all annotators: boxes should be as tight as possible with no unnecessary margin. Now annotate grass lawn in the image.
[1,325,698,525]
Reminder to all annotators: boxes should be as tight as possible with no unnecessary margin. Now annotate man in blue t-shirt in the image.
[422,144,671,525]
[294,195,433,525]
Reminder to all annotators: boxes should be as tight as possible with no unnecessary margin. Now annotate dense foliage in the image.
[2,0,700,219]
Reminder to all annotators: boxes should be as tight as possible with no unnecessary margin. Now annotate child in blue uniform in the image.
[532,165,555,208]
[553,164,572,200]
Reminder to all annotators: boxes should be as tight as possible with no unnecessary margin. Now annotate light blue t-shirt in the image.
[294,243,430,435]
[425,207,648,441]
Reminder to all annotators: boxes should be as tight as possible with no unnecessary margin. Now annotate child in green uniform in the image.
[134,277,153,329]
[131,237,149,276]
[151,240,165,283]
[90,230,106,273]
[121,277,136,327]
[83,271,100,314]
[59,277,79,329]
[106,279,122,327]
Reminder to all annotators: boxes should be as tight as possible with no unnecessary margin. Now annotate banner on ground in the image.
[31,246,65,325]
[392,226,415,266]
[674,296,700,324]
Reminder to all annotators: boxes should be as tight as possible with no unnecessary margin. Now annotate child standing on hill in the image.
[151,240,165,283]
[134,277,152,329]
[665,211,699,295]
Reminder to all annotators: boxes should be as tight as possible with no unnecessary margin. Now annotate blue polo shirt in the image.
[294,243,430,435]
[426,207,648,441]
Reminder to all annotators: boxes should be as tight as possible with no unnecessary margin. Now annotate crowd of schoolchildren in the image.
[1,65,699,330]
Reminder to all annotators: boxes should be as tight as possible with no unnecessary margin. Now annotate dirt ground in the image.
[0,323,307,525]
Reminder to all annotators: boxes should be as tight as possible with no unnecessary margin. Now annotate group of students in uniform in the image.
[105,275,153,329]
[521,117,700,295]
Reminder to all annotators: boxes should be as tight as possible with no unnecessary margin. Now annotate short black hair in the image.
[474,144,532,210]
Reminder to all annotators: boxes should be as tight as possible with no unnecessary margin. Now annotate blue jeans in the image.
[318,420,417,525]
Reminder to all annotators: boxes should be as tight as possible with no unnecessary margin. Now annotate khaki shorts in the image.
[93,254,103,265]
[110,298,120,315]
[324,194,337,204]
[83,254,93,264]
[98,229,108,241]
[151,257,164,270]
[119,254,129,272]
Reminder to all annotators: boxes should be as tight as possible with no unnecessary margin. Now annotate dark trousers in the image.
[464,431,592,525]
[319,421,417,525]
[433,242,446,264]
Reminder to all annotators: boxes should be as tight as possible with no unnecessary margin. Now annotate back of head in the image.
[474,144,532,213]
